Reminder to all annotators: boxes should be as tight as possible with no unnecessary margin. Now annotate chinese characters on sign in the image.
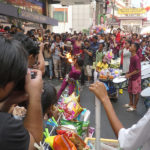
[118,8,146,15]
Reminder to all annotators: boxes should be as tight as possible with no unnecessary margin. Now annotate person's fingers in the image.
[90,83,97,87]
[32,64,38,69]
[25,69,31,81]
[96,81,105,88]
[8,104,16,114]
[31,69,41,75]
[30,69,38,73]
[92,82,100,87]
[89,86,96,92]
[89,85,95,89]
[96,81,100,84]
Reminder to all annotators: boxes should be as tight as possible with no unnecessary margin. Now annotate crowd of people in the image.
[0,23,150,150]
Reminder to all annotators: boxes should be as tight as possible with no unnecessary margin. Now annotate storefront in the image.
[0,0,44,15]
[0,2,58,28]
[118,17,145,33]
[117,8,146,33]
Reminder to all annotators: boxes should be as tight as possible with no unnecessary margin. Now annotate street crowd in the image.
[0,24,150,150]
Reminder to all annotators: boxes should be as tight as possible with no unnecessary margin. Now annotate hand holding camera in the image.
[25,69,43,101]
[56,44,61,51]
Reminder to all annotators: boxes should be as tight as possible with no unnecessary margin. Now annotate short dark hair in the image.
[117,28,121,31]
[84,39,89,43]
[4,26,10,32]
[126,40,132,45]
[0,25,3,29]
[54,34,61,41]
[133,43,140,52]
[45,29,50,33]
[99,42,104,47]
[41,82,57,115]
[14,33,39,56]
[93,35,98,40]
[26,30,34,37]
[76,56,84,67]
[0,37,28,88]
[11,24,16,29]
[17,27,23,31]
[132,33,138,38]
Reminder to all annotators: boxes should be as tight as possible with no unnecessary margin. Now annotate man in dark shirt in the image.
[90,35,99,62]
[89,36,99,81]
[83,40,93,83]
[0,37,43,150]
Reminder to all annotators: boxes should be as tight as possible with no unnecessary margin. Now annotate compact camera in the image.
[31,71,36,79]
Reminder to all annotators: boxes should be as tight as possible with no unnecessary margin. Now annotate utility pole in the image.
[95,0,104,25]
[100,0,104,14]
[45,0,49,16]
[96,1,100,25]
[112,0,115,23]
[64,8,66,31]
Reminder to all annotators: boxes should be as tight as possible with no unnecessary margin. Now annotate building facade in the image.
[0,0,58,30]
[0,0,45,15]
[51,4,92,33]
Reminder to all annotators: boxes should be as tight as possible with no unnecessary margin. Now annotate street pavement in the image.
[80,86,146,139]
[45,78,147,139]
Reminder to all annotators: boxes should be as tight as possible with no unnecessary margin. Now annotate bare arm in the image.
[125,70,139,79]
[51,43,56,53]
[89,82,123,137]
[59,52,65,58]
[28,134,36,150]
[84,49,93,56]
[102,97,123,137]
[38,43,45,75]
[123,49,131,57]
[24,70,43,144]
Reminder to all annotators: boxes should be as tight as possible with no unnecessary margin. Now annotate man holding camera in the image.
[0,37,43,150]
[51,34,64,80]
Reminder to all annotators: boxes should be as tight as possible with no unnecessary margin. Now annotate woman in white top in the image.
[121,40,131,74]
[89,82,150,150]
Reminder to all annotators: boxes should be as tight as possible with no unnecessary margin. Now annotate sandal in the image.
[123,104,131,108]
[127,107,136,112]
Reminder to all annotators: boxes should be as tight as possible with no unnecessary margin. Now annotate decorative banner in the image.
[118,8,146,14]
[98,14,107,25]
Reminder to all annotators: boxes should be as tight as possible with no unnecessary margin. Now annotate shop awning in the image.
[0,2,58,26]
[18,9,58,26]
[0,2,18,18]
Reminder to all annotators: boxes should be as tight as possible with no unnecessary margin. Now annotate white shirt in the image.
[99,39,104,43]
[118,108,150,150]
[51,42,64,60]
